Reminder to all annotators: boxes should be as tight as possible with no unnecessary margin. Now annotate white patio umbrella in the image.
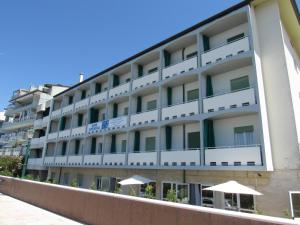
[118,175,153,186]
[203,180,262,195]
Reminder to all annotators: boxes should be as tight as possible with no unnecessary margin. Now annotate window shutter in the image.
[78,114,83,127]
[134,131,140,152]
[111,134,116,153]
[167,87,172,106]
[204,120,215,148]
[165,126,172,150]
[138,65,143,77]
[95,83,102,94]
[60,116,66,131]
[112,74,119,87]
[145,137,156,152]
[91,138,96,154]
[230,76,250,92]
[164,50,171,67]
[188,132,200,149]
[203,35,210,52]
[206,75,213,97]
[187,89,199,101]
[113,103,118,118]
[136,96,142,113]
[75,140,80,155]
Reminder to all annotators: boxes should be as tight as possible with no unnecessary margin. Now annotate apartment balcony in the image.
[162,56,197,80]
[74,98,89,111]
[2,118,35,131]
[42,116,49,125]
[132,71,159,91]
[62,104,74,116]
[130,110,158,126]
[51,109,61,119]
[87,121,103,135]
[90,91,108,105]
[128,151,157,166]
[203,88,256,113]
[201,36,250,66]
[162,100,199,121]
[204,145,262,166]
[106,116,128,131]
[83,154,102,166]
[58,129,71,139]
[30,136,46,148]
[33,119,43,128]
[68,155,82,166]
[71,126,86,137]
[27,158,45,170]
[160,149,201,166]
[109,82,130,99]
[44,156,55,165]
[55,156,68,166]
[47,132,58,141]
[103,153,126,166]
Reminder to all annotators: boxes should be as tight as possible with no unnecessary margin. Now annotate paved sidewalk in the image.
[0,193,83,225]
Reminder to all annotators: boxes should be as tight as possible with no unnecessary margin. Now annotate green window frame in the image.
[187,89,199,101]
[77,113,83,127]
[145,137,156,152]
[147,100,157,111]
[230,76,250,92]
[227,33,245,43]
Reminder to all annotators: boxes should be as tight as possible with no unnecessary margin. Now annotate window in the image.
[147,100,157,111]
[227,33,245,43]
[78,114,83,127]
[77,174,83,187]
[230,76,250,92]
[225,193,238,210]
[81,90,86,100]
[187,89,199,101]
[101,177,111,192]
[98,143,103,153]
[95,83,102,94]
[148,67,158,74]
[50,172,56,180]
[124,107,128,116]
[145,137,156,152]
[61,142,67,156]
[162,182,189,203]
[125,78,131,83]
[63,173,69,185]
[234,126,254,146]
[202,185,214,207]
[187,132,200,149]
[121,140,127,153]
[68,96,73,105]
[240,194,255,212]
[91,138,96,154]
[186,51,197,59]
[75,140,80,155]
[290,192,300,219]
[95,176,102,190]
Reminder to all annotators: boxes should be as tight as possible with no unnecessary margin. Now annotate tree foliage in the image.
[0,156,23,177]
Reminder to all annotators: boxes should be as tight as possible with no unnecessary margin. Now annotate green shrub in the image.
[166,189,177,202]
[89,182,97,190]
[70,178,78,187]
[0,156,23,177]
[144,184,155,199]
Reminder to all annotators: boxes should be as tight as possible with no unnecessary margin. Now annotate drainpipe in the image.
[58,167,62,184]
[183,170,186,183]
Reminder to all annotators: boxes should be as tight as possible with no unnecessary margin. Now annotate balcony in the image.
[128,151,157,166]
[109,82,130,99]
[51,109,61,119]
[132,71,159,91]
[162,56,197,80]
[74,98,89,111]
[33,119,43,128]
[162,100,199,121]
[130,110,158,126]
[161,149,201,166]
[58,129,71,139]
[204,145,262,166]
[106,116,128,130]
[27,158,45,170]
[30,136,46,148]
[55,156,67,166]
[83,154,102,166]
[87,121,103,135]
[203,88,256,113]
[71,126,86,137]
[201,36,250,66]
[90,91,108,105]
[42,116,49,125]
[68,155,82,166]
[103,153,126,166]
[62,104,74,116]
[47,132,58,141]
[1,118,35,131]
[44,156,55,165]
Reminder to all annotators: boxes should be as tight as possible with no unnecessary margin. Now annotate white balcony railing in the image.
[90,91,108,105]
[130,110,158,126]
[44,156,55,165]
[42,116,49,125]
[83,154,102,166]
[201,36,250,66]
[203,88,256,113]
[68,155,82,166]
[71,126,86,137]
[47,132,58,140]
[162,100,198,120]
[109,82,130,98]
[30,136,45,147]
[107,116,128,130]
[55,156,68,165]
[51,109,61,118]
[62,104,74,115]
[205,145,262,166]
[58,129,71,139]
[161,149,201,166]
[103,153,126,166]
[162,56,197,80]
[128,151,157,166]
[132,71,159,91]
[33,119,43,128]
[27,158,44,169]
[74,98,89,111]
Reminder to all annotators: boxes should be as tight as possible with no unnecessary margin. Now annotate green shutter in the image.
[113,74,119,87]
[78,114,83,127]
[62,142,67,155]
[204,120,215,148]
[75,140,80,155]
[95,83,102,94]
[234,126,254,133]
[145,137,156,152]
[136,96,142,113]
[81,90,86,100]
[203,35,210,52]
[134,131,140,152]
[147,100,157,111]
[138,65,143,77]
[167,87,172,106]
[68,96,73,105]
[113,103,118,118]
[60,117,66,131]
[188,132,200,149]
[111,134,116,153]
[165,126,172,150]
[187,89,199,101]
[91,138,96,154]
[121,140,127,153]
[164,50,171,67]
[206,75,213,97]
[89,108,94,123]
[230,76,250,92]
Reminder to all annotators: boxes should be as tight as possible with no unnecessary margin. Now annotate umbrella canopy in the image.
[118,175,153,186]
[203,180,262,195]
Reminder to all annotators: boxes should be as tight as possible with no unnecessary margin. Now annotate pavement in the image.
[0,193,83,225]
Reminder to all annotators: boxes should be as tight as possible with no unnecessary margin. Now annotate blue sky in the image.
[0,0,299,111]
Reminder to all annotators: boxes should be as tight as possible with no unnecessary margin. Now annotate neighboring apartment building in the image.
[40,0,299,217]
[0,84,68,176]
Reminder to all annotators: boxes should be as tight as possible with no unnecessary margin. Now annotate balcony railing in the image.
[27,158,44,169]
[47,132,58,140]
[68,155,82,166]
[204,145,262,166]
[103,152,126,166]
[162,56,197,80]
[130,110,158,126]
[74,98,89,111]
[55,155,68,166]
[90,91,108,105]
[161,148,201,166]
[109,82,130,99]
[51,109,61,118]
[58,129,71,139]
[201,36,250,66]
[30,136,45,147]
[83,154,102,166]
[44,156,55,165]
[162,100,199,120]
[62,104,74,115]
[203,88,256,113]
[128,151,157,166]
[132,71,159,91]
[71,126,86,137]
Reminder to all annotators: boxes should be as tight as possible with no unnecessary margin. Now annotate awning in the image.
[118,175,153,186]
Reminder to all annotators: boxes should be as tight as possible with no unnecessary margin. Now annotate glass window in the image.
[290,192,300,219]
[225,193,238,210]
[234,126,254,146]
[177,184,189,203]
[148,67,158,74]
[186,51,197,59]
[63,173,69,185]
[68,96,73,105]
[187,89,199,101]
[240,194,254,212]
[163,183,172,199]
[81,90,86,100]
[61,142,67,156]
[121,140,127,153]
[202,185,214,207]
[147,100,157,111]
[95,176,102,190]
[98,143,103,154]
[101,177,110,192]
[145,137,156,152]
[230,76,250,92]
[78,114,83,127]
[227,33,245,43]
[187,132,200,149]
[124,107,128,116]
[77,174,83,187]
[75,140,80,155]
